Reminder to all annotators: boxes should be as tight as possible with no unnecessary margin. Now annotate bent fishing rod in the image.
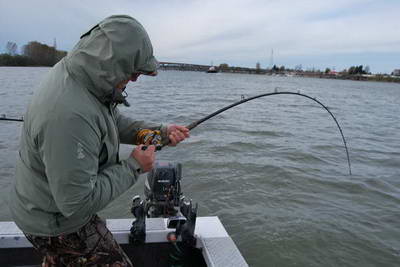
[184,91,352,175]
[1,91,352,175]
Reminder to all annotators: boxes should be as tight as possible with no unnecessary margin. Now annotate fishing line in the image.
[0,90,352,175]
[185,90,352,176]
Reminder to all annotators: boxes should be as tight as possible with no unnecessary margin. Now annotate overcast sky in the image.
[1,0,399,73]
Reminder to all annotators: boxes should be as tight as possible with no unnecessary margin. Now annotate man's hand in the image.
[167,124,190,146]
[131,145,155,172]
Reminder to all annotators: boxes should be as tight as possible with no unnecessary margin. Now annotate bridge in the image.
[159,61,211,72]
[158,61,267,74]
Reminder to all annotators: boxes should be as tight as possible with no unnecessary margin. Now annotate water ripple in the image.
[1,69,400,267]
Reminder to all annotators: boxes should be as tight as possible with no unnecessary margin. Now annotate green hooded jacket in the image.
[9,15,167,235]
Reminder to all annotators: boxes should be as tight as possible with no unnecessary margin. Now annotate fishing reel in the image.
[130,161,197,246]
[136,129,163,151]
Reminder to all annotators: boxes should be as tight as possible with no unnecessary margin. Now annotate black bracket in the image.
[129,199,146,245]
[177,201,198,247]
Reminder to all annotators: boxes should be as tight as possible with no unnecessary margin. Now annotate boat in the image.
[0,161,248,267]
[206,66,218,73]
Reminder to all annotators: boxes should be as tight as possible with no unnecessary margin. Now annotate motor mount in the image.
[130,161,197,246]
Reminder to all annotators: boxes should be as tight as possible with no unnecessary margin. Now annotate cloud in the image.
[1,0,399,72]
[144,0,400,67]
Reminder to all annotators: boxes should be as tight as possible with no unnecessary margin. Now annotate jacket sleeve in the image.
[114,107,168,145]
[40,113,141,218]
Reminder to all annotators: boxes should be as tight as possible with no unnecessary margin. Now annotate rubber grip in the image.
[141,146,162,151]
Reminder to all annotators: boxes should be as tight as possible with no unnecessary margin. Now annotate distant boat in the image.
[206,66,218,73]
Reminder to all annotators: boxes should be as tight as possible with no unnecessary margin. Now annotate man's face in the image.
[115,73,141,91]
[115,71,157,91]
[130,72,141,82]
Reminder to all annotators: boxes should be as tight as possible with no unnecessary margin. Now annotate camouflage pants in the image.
[24,215,133,267]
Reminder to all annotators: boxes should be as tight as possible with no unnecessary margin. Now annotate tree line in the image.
[0,41,67,67]
[268,64,371,75]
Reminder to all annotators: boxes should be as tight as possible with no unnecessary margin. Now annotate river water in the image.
[0,67,399,266]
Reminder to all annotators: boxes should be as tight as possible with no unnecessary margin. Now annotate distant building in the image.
[328,70,339,75]
[392,69,400,76]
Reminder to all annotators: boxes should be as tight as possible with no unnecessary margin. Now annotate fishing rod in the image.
[0,116,23,122]
[185,90,352,175]
[1,91,352,175]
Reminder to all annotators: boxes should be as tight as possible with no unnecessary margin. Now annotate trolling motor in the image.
[130,161,197,247]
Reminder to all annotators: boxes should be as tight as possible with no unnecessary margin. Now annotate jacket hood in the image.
[65,15,158,103]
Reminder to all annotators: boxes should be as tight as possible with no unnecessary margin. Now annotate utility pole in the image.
[269,49,274,69]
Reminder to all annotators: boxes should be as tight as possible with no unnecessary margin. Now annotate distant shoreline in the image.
[2,65,399,84]
[157,63,400,83]
[289,72,400,83]
[159,66,400,84]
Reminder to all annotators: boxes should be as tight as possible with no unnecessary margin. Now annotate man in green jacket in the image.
[9,15,189,266]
